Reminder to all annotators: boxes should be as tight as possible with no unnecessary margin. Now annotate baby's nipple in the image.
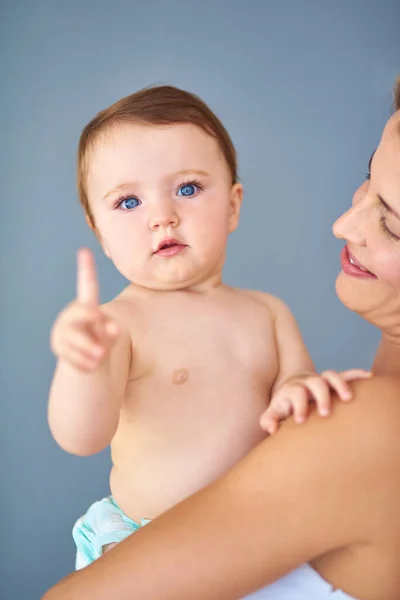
[172,368,189,385]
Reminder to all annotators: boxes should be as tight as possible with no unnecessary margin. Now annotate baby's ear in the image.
[85,215,110,257]
[85,214,95,231]
[228,182,243,233]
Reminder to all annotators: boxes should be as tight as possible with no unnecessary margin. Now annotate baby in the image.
[48,85,369,569]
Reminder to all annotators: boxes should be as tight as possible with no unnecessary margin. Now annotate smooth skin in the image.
[48,122,364,523]
[43,108,400,600]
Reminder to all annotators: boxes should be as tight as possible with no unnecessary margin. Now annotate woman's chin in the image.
[336,271,375,311]
[335,270,400,328]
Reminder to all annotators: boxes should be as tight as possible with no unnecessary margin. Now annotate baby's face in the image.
[86,122,242,291]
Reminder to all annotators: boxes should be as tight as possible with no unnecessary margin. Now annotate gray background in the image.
[1,0,399,597]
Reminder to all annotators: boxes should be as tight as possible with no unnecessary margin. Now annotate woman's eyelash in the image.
[378,202,400,241]
[379,216,400,241]
[367,151,399,242]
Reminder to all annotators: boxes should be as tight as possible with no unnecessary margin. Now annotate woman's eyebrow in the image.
[378,194,400,220]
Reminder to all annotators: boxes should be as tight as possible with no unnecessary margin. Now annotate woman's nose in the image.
[332,207,365,245]
[332,182,370,246]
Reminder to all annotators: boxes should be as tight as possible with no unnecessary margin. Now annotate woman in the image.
[43,80,400,600]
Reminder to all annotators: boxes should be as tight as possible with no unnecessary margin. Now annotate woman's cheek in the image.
[374,247,400,283]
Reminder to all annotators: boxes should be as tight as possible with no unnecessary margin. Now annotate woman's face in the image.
[333,110,400,339]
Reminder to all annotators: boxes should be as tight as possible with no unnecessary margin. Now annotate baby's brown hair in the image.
[77,85,238,228]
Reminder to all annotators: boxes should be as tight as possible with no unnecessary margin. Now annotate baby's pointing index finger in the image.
[76,248,99,306]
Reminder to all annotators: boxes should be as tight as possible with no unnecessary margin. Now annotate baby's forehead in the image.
[88,122,223,175]
[86,121,226,193]
[94,121,219,154]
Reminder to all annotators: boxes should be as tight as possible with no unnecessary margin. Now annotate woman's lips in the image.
[340,245,377,279]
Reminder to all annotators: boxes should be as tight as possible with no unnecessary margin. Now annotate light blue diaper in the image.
[72,495,150,570]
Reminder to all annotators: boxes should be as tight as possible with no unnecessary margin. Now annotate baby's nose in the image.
[149,203,180,230]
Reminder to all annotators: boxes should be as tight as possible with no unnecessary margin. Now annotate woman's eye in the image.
[177,183,198,197]
[120,197,140,210]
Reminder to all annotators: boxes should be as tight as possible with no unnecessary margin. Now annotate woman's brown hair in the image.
[394,77,400,112]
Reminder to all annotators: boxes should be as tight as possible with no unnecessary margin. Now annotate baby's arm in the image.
[267,295,315,392]
[48,249,131,456]
[260,296,370,433]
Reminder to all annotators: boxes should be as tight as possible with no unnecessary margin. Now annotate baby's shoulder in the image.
[235,288,292,320]
[100,286,143,332]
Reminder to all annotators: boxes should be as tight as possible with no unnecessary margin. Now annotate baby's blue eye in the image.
[120,197,140,210]
[177,183,197,197]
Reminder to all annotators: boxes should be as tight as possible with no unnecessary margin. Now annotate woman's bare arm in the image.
[42,376,400,600]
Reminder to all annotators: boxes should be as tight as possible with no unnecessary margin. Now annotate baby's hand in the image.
[50,248,119,371]
[260,369,372,434]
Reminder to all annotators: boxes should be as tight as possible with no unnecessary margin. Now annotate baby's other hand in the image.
[260,369,372,435]
[50,248,120,371]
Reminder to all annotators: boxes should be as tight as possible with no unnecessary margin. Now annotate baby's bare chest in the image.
[113,297,277,457]
[128,302,279,389]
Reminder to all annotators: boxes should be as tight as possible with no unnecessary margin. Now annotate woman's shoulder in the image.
[339,375,400,471]
[345,374,400,437]
[263,374,400,559]
[297,375,399,451]
[277,374,400,494]
[351,373,400,398]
